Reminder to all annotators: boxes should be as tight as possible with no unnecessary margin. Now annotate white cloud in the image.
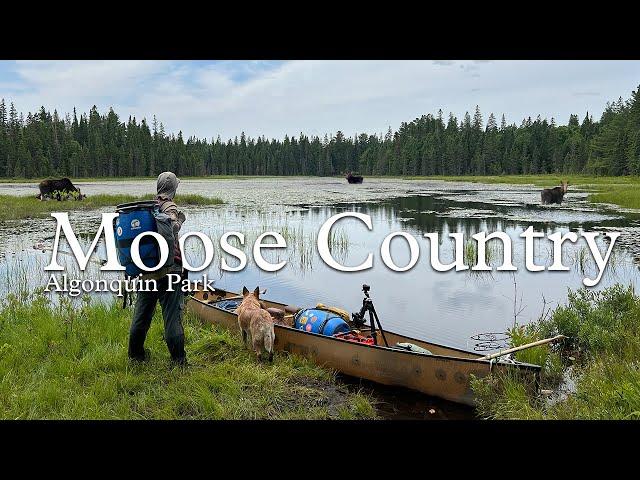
[12,60,167,104]
[1,60,639,140]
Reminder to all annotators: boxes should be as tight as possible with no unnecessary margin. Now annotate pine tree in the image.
[0,99,6,132]
[1,86,640,179]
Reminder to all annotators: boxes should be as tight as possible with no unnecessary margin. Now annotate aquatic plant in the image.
[463,237,501,271]
[573,245,592,275]
[180,208,352,277]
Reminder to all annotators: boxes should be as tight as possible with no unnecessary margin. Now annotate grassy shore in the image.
[0,193,224,222]
[587,186,640,210]
[0,291,376,419]
[472,284,640,419]
[404,174,640,185]
[405,174,640,210]
[6,174,640,209]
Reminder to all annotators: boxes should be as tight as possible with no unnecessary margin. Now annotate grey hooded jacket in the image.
[143,172,186,280]
[156,171,186,232]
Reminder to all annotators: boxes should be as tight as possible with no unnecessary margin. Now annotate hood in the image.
[157,171,180,200]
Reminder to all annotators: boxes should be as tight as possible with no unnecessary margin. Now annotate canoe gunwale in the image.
[188,293,542,373]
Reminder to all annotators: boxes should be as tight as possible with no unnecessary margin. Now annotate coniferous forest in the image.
[0,85,639,179]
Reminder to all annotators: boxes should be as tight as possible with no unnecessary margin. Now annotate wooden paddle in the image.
[477,334,566,361]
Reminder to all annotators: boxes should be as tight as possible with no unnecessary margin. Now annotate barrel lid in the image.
[116,200,157,212]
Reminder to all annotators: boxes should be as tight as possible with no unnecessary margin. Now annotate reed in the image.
[573,245,592,275]
[463,238,500,270]
[181,209,352,276]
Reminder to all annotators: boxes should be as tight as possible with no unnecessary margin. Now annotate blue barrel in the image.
[115,201,159,276]
[294,308,350,336]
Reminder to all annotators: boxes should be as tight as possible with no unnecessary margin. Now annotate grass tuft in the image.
[0,292,376,419]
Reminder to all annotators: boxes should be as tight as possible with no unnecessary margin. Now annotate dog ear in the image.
[242,286,249,297]
[254,286,260,299]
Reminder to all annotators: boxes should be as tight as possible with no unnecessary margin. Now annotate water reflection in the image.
[182,195,640,350]
[2,191,639,352]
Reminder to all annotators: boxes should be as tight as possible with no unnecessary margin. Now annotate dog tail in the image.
[264,325,275,354]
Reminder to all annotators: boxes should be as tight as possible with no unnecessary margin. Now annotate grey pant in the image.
[128,275,186,362]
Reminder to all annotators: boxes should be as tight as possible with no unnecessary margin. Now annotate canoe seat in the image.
[393,343,433,355]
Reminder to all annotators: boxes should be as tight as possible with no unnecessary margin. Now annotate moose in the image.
[541,180,569,205]
[345,171,364,184]
[37,178,86,201]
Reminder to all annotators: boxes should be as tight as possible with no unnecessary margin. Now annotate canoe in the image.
[187,288,541,406]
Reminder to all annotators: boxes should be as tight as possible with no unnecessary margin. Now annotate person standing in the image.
[128,172,187,366]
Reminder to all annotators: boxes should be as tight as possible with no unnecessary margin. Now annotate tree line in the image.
[0,85,638,179]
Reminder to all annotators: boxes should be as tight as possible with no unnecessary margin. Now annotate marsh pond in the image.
[2,177,640,418]
[3,177,640,346]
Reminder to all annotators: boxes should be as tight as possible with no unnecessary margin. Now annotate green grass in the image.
[587,186,640,210]
[0,193,224,222]
[508,324,551,367]
[404,174,640,210]
[403,174,640,187]
[0,291,376,419]
[472,284,640,419]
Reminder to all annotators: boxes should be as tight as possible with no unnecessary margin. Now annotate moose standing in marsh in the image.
[37,178,86,201]
[541,180,569,205]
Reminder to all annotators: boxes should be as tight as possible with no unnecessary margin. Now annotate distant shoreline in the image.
[3,173,640,184]
[3,174,640,209]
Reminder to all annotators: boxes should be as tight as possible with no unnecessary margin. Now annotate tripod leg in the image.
[368,310,377,345]
[371,307,389,347]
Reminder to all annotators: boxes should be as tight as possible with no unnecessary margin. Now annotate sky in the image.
[0,60,639,141]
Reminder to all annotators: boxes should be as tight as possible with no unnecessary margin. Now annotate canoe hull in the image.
[187,290,540,406]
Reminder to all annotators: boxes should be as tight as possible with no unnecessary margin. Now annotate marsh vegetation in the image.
[0,290,376,419]
[1,177,640,419]
[472,284,640,419]
[409,174,640,210]
[0,193,223,222]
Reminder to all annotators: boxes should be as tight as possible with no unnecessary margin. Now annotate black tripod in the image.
[351,284,389,347]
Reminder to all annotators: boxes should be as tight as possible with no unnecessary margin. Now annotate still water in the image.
[2,177,640,353]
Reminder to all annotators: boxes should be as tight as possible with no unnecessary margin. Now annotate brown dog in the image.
[237,287,275,362]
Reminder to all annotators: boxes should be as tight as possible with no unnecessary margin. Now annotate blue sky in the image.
[0,60,639,140]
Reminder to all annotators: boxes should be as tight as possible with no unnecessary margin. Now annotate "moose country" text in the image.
[44,211,621,287]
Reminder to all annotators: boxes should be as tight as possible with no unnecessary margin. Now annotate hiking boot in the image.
[129,348,151,363]
[171,357,188,369]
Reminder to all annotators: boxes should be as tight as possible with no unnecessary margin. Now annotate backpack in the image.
[114,200,176,277]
